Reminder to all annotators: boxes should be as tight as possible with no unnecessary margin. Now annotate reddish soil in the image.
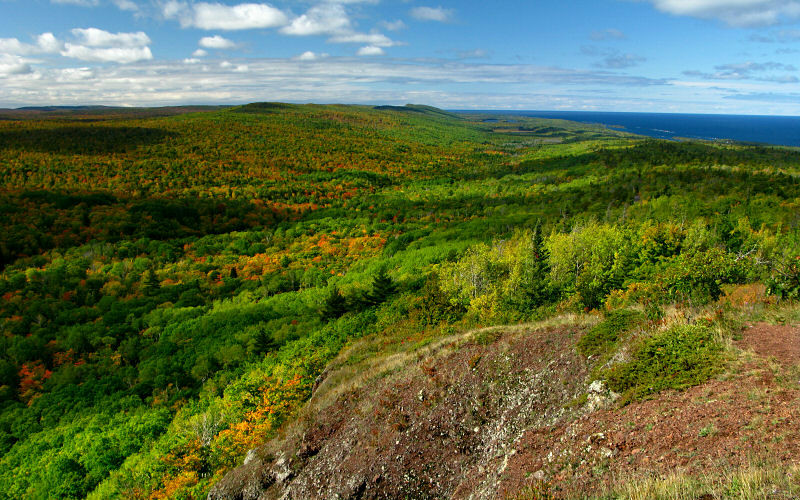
[209,321,800,500]
[499,365,800,498]
[736,322,800,366]
[209,325,593,499]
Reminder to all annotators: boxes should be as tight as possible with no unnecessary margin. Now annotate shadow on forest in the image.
[0,126,176,154]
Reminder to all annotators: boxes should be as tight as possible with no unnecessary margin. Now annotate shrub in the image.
[663,248,737,305]
[577,309,643,357]
[606,324,723,403]
[766,255,800,300]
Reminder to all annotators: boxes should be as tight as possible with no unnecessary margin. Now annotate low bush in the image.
[577,309,643,357]
[606,324,723,403]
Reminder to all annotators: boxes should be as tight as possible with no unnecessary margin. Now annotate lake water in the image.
[461,110,800,147]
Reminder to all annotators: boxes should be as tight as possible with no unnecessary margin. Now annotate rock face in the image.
[208,325,601,500]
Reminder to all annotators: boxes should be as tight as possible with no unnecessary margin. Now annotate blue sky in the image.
[2,0,800,114]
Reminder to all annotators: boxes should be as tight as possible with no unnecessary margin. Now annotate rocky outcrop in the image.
[208,324,606,500]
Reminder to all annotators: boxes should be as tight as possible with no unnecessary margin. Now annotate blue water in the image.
[460,110,800,148]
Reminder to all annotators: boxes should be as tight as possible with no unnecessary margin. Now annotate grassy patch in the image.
[577,309,643,357]
[595,463,800,500]
[606,324,724,403]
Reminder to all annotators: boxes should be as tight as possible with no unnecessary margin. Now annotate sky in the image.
[2,0,800,114]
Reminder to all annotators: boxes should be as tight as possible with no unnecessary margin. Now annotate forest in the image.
[1,103,799,499]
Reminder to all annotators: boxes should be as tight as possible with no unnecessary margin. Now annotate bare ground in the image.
[208,321,800,500]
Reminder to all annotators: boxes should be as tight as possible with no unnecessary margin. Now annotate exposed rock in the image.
[207,325,595,500]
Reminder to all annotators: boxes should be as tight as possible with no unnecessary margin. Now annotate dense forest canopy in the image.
[0,103,798,499]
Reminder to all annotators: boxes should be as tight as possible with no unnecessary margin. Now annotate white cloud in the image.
[113,0,139,11]
[357,45,384,56]
[0,56,675,111]
[0,54,32,76]
[0,33,62,56]
[410,6,454,22]
[281,4,351,36]
[329,32,398,47]
[60,28,153,64]
[199,35,237,49]
[164,2,289,30]
[36,33,62,53]
[193,49,209,57]
[646,0,800,26]
[57,67,96,81]
[70,28,150,47]
[296,51,328,61]
[381,20,407,31]
[61,45,153,63]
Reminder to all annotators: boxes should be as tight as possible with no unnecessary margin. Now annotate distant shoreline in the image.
[453,110,800,147]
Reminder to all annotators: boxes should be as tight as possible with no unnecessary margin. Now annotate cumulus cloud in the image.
[0,33,62,56]
[279,4,399,51]
[62,28,153,63]
[410,6,454,22]
[164,2,289,30]
[0,55,33,76]
[281,4,351,36]
[295,51,328,61]
[645,0,800,26]
[70,28,150,47]
[199,35,237,49]
[357,45,384,56]
[192,49,209,57]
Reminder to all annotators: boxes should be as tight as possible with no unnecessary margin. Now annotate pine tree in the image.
[320,287,348,320]
[252,328,278,354]
[362,269,398,307]
[143,269,160,296]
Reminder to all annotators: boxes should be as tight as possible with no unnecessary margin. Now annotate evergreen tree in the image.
[142,270,160,296]
[252,328,278,354]
[321,287,349,320]
[362,269,398,307]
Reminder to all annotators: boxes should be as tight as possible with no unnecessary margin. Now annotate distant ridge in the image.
[374,104,463,119]
[0,105,229,120]
[15,105,116,111]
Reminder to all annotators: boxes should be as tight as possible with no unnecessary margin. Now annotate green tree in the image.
[320,287,348,320]
[362,269,398,307]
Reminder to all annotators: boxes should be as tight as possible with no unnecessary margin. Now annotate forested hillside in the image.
[1,103,799,499]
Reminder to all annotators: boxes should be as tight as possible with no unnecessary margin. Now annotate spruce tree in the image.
[143,270,160,296]
[321,287,348,320]
[253,328,278,354]
[363,269,398,307]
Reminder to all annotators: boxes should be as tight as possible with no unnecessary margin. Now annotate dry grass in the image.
[595,463,800,500]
